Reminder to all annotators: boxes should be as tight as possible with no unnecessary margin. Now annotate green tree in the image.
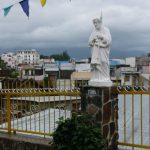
[50,51,70,61]
[0,57,7,69]
[10,70,19,78]
[53,114,108,150]
[40,54,49,59]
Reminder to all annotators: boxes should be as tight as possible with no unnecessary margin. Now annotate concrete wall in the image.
[0,134,53,150]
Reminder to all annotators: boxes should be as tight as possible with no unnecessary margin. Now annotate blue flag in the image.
[4,5,12,17]
[20,0,29,17]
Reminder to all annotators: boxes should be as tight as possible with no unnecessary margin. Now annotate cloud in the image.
[0,0,150,58]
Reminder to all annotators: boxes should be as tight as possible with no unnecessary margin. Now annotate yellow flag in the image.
[40,0,46,7]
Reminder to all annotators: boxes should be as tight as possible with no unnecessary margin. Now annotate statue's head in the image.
[92,13,103,30]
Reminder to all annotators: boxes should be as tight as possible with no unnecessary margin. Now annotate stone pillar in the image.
[81,86,119,150]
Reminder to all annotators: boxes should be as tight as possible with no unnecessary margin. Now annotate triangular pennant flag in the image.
[4,5,12,17]
[0,0,24,10]
[20,0,29,17]
[40,0,46,7]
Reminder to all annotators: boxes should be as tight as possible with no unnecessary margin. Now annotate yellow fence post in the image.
[7,94,11,133]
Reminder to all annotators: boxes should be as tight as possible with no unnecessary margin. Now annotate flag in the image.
[4,5,12,16]
[40,0,46,7]
[20,0,29,17]
[0,0,23,9]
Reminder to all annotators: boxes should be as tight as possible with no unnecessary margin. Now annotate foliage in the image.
[50,51,70,61]
[40,54,50,59]
[0,57,7,69]
[43,77,48,87]
[10,70,19,78]
[52,114,108,150]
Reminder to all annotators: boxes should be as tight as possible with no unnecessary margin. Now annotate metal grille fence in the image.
[117,81,150,149]
[0,80,81,137]
[0,78,150,150]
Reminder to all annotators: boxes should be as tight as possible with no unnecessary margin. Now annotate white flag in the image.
[0,0,24,9]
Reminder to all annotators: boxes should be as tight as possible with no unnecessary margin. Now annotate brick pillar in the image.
[81,86,119,150]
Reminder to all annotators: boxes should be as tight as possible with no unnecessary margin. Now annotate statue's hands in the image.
[94,39,100,46]
[97,35,103,40]
[100,41,107,48]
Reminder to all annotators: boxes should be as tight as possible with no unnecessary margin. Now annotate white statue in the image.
[88,14,112,87]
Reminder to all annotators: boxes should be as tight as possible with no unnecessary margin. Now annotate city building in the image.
[16,49,40,65]
[1,52,17,68]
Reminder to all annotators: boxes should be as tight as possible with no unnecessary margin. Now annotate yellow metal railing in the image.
[117,79,150,149]
[0,80,81,137]
[1,78,150,149]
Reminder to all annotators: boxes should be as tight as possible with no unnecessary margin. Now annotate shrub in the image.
[52,114,108,150]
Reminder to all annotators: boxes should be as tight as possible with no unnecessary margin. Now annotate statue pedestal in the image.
[88,80,112,87]
[81,86,119,150]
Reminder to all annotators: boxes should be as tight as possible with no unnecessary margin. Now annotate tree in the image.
[52,114,108,150]
[10,70,19,78]
[50,51,70,61]
[40,54,49,59]
[0,57,7,69]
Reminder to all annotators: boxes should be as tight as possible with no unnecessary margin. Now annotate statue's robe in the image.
[88,25,112,84]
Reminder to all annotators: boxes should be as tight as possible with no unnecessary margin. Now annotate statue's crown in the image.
[100,11,103,22]
[93,12,103,23]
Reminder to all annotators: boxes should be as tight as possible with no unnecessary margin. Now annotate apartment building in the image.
[16,49,40,65]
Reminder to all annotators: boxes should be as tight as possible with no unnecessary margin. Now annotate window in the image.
[124,75,130,82]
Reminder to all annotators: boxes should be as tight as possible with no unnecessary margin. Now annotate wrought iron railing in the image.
[0,80,81,137]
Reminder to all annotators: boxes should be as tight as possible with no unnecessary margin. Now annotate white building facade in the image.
[16,49,40,65]
[1,49,40,69]
[1,52,17,68]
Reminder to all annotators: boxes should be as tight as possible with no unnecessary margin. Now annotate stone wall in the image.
[0,133,53,150]
[81,86,119,150]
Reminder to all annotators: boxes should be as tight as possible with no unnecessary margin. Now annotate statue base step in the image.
[88,80,112,87]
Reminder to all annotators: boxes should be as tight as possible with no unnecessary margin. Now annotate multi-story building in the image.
[1,50,40,69]
[136,56,150,72]
[1,52,17,68]
[16,49,40,65]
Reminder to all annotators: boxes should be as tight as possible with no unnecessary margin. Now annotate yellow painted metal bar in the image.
[0,94,3,128]
[25,81,28,131]
[131,76,134,145]
[29,81,32,131]
[34,80,36,133]
[11,82,14,129]
[70,79,72,114]
[75,80,78,111]
[64,79,66,119]
[48,79,51,134]
[118,91,150,95]
[123,82,126,143]
[11,129,53,136]
[0,128,8,131]
[0,91,80,96]
[38,81,41,133]
[140,93,143,144]
[42,80,46,136]
[140,76,143,145]
[118,142,150,149]
[149,76,150,146]
[58,79,61,117]
[19,81,23,130]
[53,80,56,130]
[132,93,134,145]
[123,93,126,142]
[6,95,11,133]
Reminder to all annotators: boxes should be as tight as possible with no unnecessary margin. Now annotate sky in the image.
[0,0,150,59]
